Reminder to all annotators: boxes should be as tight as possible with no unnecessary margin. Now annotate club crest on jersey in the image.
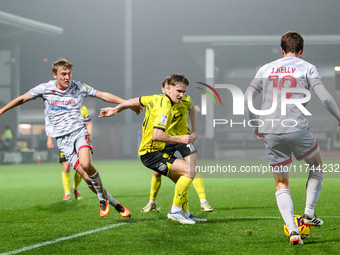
[156,163,167,173]
[160,114,168,124]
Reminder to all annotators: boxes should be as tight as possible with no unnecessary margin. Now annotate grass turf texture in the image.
[0,159,339,254]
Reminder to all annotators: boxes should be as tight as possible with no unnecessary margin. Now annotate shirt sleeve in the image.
[153,106,171,131]
[77,81,97,97]
[249,68,264,92]
[307,65,323,89]
[28,83,46,99]
[140,95,150,107]
[313,84,340,122]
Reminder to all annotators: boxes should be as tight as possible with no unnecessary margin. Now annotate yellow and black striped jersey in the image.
[138,94,174,156]
[166,95,193,137]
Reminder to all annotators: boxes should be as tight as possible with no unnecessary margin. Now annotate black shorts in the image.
[59,151,67,163]
[164,143,197,158]
[140,150,176,176]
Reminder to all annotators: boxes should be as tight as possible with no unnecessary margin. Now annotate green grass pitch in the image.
[0,159,339,254]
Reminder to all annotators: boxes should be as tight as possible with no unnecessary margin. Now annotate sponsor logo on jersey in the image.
[51,100,76,106]
[156,162,167,173]
[51,106,68,111]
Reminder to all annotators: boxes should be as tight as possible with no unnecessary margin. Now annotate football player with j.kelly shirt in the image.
[245,31,340,245]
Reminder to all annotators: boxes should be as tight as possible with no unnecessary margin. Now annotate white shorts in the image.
[56,127,93,170]
[264,128,319,168]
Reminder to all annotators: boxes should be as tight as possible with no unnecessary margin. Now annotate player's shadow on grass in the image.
[304,239,340,245]
[211,206,273,211]
[114,217,167,224]
[113,194,149,198]
[204,217,274,224]
[35,200,87,213]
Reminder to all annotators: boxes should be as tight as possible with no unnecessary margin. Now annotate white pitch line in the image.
[1,222,127,255]
[2,215,340,254]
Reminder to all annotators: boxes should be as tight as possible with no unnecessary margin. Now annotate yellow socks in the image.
[173,176,193,211]
[192,171,206,200]
[62,172,70,194]
[150,175,162,201]
[73,172,82,190]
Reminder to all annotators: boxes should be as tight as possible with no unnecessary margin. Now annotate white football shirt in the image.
[29,80,97,137]
[249,56,322,134]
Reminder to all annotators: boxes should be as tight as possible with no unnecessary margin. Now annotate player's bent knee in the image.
[154,171,162,177]
[175,168,191,179]
[79,161,92,172]
[189,168,196,179]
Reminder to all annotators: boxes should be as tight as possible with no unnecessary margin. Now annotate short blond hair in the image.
[52,59,73,74]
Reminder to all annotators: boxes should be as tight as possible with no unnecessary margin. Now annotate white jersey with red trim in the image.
[249,56,322,134]
[29,80,97,137]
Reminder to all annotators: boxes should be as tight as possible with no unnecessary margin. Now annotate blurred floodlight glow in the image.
[334,66,340,72]
[19,124,31,129]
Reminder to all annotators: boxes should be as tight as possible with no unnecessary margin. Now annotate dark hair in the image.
[281,31,304,54]
[168,73,189,87]
[162,77,170,88]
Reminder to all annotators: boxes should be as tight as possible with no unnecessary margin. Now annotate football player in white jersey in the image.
[0,59,142,218]
[245,32,340,245]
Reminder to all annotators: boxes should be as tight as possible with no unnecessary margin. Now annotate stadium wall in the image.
[0,150,58,165]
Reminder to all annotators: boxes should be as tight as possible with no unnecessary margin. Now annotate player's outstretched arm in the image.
[95,91,142,115]
[99,107,116,117]
[314,84,340,124]
[99,97,141,118]
[0,92,31,117]
[95,90,125,104]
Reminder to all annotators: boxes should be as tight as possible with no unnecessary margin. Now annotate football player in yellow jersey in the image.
[141,77,213,212]
[47,105,93,200]
[100,74,207,224]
